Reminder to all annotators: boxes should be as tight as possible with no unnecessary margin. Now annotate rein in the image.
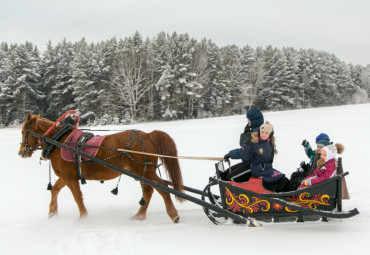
[116,148,224,161]
[32,131,224,161]
[76,128,225,161]
[62,141,224,161]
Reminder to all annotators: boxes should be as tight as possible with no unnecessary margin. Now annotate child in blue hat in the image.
[290,133,332,190]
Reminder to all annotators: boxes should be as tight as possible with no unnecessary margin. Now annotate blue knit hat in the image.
[246,108,264,131]
[315,133,329,143]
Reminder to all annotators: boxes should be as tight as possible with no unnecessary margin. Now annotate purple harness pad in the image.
[61,129,106,162]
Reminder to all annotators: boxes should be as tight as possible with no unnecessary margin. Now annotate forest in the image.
[0,31,369,126]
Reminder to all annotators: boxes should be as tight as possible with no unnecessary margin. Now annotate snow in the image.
[1,104,370,255]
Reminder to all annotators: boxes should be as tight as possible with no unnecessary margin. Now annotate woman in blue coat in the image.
[225,122,290,192]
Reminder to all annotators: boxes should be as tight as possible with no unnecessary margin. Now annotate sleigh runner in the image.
[19,111,359,226]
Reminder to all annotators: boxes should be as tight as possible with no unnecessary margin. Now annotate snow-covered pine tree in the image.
[0,42,10,125]
[176,34,203,119]
[281,47,301,109]
[71,38,93,123]
[253,45,279,110]
[71,38,104,124]
[359,64,370,99]
[152,32,171,120]
[155,32,201,120]
[0,42,40,125]
[221,45,244,114]
[330,55,356,105]
[95,38,118,121]
[188,38,208,118]
[38,41,58,119]
[49,39,75,119]
[297,49,327,108]
[239,45,257,111]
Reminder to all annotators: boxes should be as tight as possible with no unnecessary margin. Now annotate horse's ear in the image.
[26,113,32,121]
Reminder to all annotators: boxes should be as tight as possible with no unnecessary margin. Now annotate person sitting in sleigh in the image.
[224,122,291,192]
[299,143,344,189]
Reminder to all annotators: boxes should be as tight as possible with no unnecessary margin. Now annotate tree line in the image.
[0,31,369,127]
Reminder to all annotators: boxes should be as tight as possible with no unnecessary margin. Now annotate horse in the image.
[18,113,184,223]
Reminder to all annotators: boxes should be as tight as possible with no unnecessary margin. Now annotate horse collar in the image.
[41,124,74,160]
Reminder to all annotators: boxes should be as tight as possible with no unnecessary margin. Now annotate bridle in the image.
[20,110,80,158]
[20,122,44,156]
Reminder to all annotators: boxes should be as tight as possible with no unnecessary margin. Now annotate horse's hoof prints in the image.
[48,213,58,219]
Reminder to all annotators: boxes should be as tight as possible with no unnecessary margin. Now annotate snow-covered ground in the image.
[1,104,369,255]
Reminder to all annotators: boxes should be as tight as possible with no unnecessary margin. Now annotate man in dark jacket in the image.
[221,108,264,182]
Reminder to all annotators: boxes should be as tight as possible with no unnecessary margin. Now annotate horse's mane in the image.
[35,116,54,131]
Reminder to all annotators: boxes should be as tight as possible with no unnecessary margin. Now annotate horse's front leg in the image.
[64,177,88,218]
[48,177,66,217]
[131,182,154,221]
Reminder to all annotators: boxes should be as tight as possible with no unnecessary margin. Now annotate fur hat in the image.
[260,122,273,135]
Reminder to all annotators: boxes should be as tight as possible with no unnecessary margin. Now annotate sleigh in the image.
[201,159,359,224]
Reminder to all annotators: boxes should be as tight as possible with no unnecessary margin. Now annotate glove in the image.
[301,179,311,186]
[224,154,230,161]
[302,139,309,147]
[244,124,251,134]
[300,161,309,172]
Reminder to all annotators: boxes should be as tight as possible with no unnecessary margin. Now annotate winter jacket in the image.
[299,158,337,188]
[229,132,284,183]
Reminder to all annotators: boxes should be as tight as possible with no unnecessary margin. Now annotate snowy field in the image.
[1,103,369,255]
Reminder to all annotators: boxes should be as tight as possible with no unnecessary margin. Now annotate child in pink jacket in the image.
[299,143,344,189]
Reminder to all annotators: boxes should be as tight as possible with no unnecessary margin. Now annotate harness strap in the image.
[75,132,94,185]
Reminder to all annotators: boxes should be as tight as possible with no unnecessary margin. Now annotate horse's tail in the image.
[149,130,184,203]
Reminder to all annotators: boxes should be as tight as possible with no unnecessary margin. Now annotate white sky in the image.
[1,0,369,66]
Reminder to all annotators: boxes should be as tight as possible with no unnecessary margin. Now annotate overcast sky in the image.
[1,0,369,66]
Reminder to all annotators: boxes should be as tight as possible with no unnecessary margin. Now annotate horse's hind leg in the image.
[131,183,154,221]
[48,177,66,217]
[64,178,88,218]
[148,173,180,223]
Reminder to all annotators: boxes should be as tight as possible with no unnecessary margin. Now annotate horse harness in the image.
[36,123,157,205]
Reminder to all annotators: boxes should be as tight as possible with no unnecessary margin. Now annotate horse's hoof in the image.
[131,214,146,221]
[79,213,88,219]
[172,216,180,223]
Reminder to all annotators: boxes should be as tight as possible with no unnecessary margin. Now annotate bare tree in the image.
[111,47,155,121]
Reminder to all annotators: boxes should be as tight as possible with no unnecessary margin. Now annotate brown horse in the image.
[18,113,184,223]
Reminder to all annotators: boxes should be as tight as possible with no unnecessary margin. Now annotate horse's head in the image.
[18,113,43,158]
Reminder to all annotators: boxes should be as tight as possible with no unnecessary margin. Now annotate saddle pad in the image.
[61,129,107,162]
